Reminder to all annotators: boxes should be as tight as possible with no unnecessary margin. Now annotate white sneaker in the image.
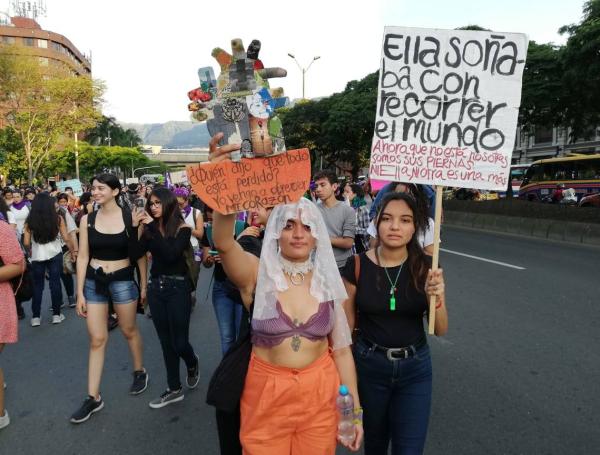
[52,314,65,324]
[31,317,41,327]
[0,410,9,430]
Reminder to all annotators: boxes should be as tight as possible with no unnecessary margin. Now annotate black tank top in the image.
[87,211,129,261]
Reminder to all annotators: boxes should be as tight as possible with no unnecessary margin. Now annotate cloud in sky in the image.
[4,0,584,123]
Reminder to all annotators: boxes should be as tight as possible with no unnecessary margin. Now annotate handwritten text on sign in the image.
[187,149,311,214]
[369,27,528,190]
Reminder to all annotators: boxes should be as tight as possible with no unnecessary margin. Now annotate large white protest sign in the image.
[57,179,83,196]
[369,27,528,191]
[170,170,189,185]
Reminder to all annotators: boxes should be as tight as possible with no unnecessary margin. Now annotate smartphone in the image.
[134,198,145,213]
[208,250,219,256]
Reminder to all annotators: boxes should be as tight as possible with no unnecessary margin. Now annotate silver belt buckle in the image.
[386,347,409,361]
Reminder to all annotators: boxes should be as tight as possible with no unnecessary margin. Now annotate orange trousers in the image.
[240,349,340,455]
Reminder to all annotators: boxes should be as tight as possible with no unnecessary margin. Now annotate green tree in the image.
[321,72,378,178]
[519,41,564,132]
[46,144,164,182]
[0,127,27,183]
[559,0,600,140]
[0,45,104,183]
[278,98,333,172]
[85,115,142,147]
[279,72,378,178]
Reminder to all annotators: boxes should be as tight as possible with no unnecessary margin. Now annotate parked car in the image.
[578,192,600,208]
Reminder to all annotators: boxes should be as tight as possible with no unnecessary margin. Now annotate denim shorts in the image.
[84,278,139,304]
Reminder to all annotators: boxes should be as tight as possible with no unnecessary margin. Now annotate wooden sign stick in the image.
[428,185,444,335]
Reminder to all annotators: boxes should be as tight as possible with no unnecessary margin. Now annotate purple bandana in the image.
[12,200,28,210]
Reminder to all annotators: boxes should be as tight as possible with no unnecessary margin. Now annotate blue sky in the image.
[0,0,587,123]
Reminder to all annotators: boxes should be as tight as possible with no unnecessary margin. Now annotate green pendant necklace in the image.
[376,247,405,311]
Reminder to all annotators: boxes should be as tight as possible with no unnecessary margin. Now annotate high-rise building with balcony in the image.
[0,15,92,128]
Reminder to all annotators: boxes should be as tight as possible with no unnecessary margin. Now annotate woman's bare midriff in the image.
[253,337,329,369]
[89,258,131,273]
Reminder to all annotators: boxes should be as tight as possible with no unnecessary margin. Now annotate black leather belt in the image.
[359,336,427,360]
[149,275,186,284]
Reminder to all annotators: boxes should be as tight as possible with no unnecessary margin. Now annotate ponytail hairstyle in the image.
[375,192,429,293]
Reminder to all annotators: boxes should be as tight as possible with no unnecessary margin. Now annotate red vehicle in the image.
[578,192,600,207]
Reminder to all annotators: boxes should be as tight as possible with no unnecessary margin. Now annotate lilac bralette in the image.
[251,300,335,348]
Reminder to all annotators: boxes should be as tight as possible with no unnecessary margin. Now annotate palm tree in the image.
[84,116,142,147]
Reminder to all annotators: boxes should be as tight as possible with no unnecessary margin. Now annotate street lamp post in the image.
[287,53,320,99]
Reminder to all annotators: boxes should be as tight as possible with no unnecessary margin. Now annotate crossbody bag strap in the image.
[87,210,97,231]
[352,253,361,340]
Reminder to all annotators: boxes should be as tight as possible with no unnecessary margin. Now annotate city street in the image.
[1,226,599,454]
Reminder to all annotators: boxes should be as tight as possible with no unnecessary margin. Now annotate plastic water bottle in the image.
[336,385,355,444]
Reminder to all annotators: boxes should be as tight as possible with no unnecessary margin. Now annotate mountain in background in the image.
[119,121,210,148]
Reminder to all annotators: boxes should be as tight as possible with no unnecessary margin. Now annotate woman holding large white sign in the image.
[342,191,448,454]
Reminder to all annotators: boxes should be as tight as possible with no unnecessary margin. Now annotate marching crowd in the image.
[0,134,449,455]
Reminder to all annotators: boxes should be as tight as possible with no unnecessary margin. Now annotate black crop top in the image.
[342,253,432,348]
[87,211,130,261]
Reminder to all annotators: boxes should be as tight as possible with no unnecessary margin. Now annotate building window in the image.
[23,37,35,46]
[51,41,61,52]
[38,39,48,48]
[38,57,49,66]
[534,126,553,144]
[2,36,16,44]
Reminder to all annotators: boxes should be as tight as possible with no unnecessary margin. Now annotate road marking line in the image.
[440,249,526,270]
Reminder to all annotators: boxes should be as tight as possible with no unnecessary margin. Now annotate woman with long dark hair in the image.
[135,187,199,408]
[367,183,435,255]
[0,195,25,430]
[23,193,75,327]
[71,173,148,424]
[342,192,448,455]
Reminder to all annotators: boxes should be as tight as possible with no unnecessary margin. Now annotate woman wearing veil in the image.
[209,133,363,454]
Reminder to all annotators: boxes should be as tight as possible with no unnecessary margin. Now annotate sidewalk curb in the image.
[444,211,600,246]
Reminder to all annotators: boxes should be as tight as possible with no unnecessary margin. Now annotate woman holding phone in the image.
[135,187,200,408]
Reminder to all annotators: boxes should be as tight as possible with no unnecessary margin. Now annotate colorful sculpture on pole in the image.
[187,38,289,161]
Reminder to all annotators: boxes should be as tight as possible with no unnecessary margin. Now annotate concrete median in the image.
[444,211,600,246]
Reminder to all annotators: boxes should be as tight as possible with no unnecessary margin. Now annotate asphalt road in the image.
[1,227,599,454]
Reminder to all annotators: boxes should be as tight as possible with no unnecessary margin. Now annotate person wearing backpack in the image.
[71,173,149,424]
[174,187,204,305]
[137,187,200,409]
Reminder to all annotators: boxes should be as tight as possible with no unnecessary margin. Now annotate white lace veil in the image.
[254,198,352,350]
